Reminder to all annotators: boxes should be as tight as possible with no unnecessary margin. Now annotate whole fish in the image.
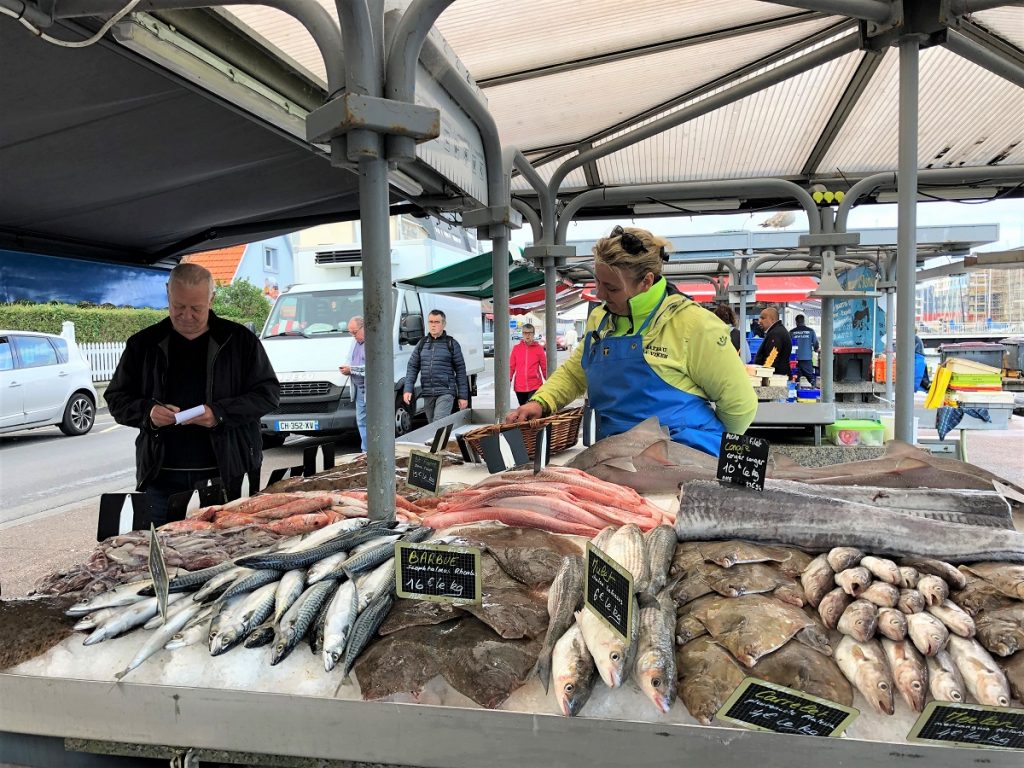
[342,527,432,577]
[577,606,631,688]
[881,638,928,712]
[272,580,337,665]
[633,589,677,714]
[116,601,206,680]
[193,567,247,603]
[927,600,976,638]
[84,594,183,646]
[817,587,852,631]
[605,523,650,594]
[900,557,967,590]
[860,581,899,609]
[950,571,1016,617]
[275,517,372,554]
[898,567,919,589]
[800,554,834,609]
[308,581,341,656]
[898,589,926,614]
[73,607,118,632]
[551,622,597,716]
[273,569,307,624]
[927,649,967,703]
[946,635,1011,707]
[961,562,1024,601]
[220,569,283,602]
[66,580,152,616]
[240,520,397,571]
[861,556,900,585]
[916,575,949,608]
[975,603,1024,657]
[164,615,213,650]
[340,589,395,679]
[644,525,676,594]
[355,558,396,612]
[906,611,949,657]
[835,567,871,597]
[676,481,1024,563]
[876,607,908,641]
[835,636,894,715]
[209,583,278,656]
[140,560,238,595]
[676,636,747,725]
[837,599,878,642]
[827,547,866,573]
[322,580,359,672]
[749,640,853,707]
[534,555,584,693]
[306,552,349,584]
[700,562,803,606]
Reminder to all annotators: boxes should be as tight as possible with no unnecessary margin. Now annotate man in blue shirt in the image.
[340,315,367,451]
[789,314,819,384]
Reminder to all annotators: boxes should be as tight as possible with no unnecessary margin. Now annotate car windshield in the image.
[264,289,384,338]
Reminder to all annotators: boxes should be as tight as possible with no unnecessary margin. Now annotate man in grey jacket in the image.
[402,310,469,421]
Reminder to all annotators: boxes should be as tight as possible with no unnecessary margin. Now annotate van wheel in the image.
[395,394,413,436]
[262,433,287,449]
[59,393,95,436]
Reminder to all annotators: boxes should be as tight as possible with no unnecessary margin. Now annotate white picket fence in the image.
[80,342,125,382]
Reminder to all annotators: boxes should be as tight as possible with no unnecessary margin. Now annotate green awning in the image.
[395,251,545,300]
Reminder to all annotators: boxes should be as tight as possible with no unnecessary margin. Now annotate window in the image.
[0,338,12,371]
[264,246,278,272]
[12,335,59,368]
[51,337,70,364]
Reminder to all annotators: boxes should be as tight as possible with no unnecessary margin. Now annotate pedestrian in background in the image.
[564,325,579,351]
[106,263,280,527]
[712,304,742,353]
[339,315,367,451]
[754,305,793,377]
[403,310,469,421]
[788,313,819,383]
[509,323,547,405]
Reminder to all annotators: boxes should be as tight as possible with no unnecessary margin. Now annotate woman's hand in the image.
[505,401,543,424]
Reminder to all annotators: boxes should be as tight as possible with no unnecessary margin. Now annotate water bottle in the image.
[787,378,797,403]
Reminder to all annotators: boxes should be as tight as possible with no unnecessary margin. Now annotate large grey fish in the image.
[116,601,206,680]
[644,525,676,594]
[271,580,337,665]
[273,569,306,624]
[927,649,967,703]
[341,589,395,679]
[961,562,1024,601]
[322,579,359,672]
[551,622,597,716]
[946,635,1012,707]
[881,638,928,712]
[676,481,1024,563]
[83,594,184,646]
[633,589,677,714]
[534,555,584,693]
[975,603,1024,657]
[240,520,398,571]
[66,580,152,616]
[835,636,894,715]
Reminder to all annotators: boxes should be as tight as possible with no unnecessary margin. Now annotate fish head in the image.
[636,653,675,714]
[977,681,1010,708]
[554,669,594,717]
[592,639,628,689]
[323,648,342,673]
[867,671,894,715]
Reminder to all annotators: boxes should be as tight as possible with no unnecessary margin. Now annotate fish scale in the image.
[533,555,584,694]
[220,569,283,601]
[271,580,337,665]
[341,589,395,679]
[239,521,398,571]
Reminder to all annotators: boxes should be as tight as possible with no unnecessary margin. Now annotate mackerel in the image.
[137,560,237,596]
[533,555,584,693]
[66,580,152,616]
[238,521,398,571]
[271,580,337,665]
[193,567,248,603]
[117,601,206,679]
[340,589,395,678]
[306,552,349,584]
[322,580,359,672]
[341,527,433,577]
[308,581,341,656]
[165,615,213,650]
[274,517,372,554]
[83,594,184,645]
[210,583,278,655]
[273,569,306,624]
[676,481,1024,563]
[220,569,283,602]
[355,558,396,612]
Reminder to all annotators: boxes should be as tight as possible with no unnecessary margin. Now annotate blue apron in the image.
[582,297,726,456]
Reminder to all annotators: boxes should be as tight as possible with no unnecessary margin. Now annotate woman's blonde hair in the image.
[592,225,671,284]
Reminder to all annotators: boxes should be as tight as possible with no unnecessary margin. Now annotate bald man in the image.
[754,306,794,377]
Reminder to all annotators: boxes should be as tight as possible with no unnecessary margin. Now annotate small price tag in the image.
[147,524,170,626]
[479,429,529,473]
[717,677,859,737]
[395,541,482,604]
[533,424,552,474]
[584,541,633,643]
[907,701,1024,751]
[406,449,443,495]
[716,432,770,491]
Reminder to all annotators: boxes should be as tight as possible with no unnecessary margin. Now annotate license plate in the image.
[277,420,319,431]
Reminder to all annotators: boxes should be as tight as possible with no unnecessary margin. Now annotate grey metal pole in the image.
[944,29,1024,89]
[545,265,558,374]
[766,0,892,22]
[737,258,750,363]
[885,278,895,404]
[492,236,511,418]
[820,208,835,403]
[895,36,922,443]
[511,199,542,244]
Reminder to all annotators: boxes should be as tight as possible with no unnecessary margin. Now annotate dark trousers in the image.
[143,468,243,527]
[795,360,815,382]
[515,390,537,406]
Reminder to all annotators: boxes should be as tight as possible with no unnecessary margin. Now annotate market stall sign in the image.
[584,541,633,642]
[908,701,1024,750]
[717,677,859,737]
[395,541,482,604]
[148,524,170,625]
[479,428,529,473]
[533,424,552,474]
[716,432,770,491]
[407,449,443,496]
[96,493,150,540]
[430,424,454,454]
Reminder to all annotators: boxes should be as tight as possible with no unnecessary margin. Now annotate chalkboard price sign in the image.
[406,449,443,495]
[147,524,170,626]
[395,542,482,604]
[584,542,633,642]
[717,678,859,737]
[908,701,1024,751]
[716,432,770,491]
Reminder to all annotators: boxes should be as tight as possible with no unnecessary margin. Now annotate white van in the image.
[259,280,484,445]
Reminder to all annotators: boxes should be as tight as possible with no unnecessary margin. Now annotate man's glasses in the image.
[611,225,645,256]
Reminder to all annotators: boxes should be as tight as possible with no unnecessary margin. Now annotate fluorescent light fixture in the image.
[633,199,742,214]
[387,169,424,198]
[875,187,999,203]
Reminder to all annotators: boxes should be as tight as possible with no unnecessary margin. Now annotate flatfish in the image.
[0,597,76,670]
[448,524,581,588]
[676,636,747,725]
[353,623,445,701]
[378,598,464,635]
[750,640,853,707]
[996,652,1024,702]
[443,618,542,709]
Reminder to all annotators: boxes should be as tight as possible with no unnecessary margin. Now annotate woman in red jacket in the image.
[509,323,547,405]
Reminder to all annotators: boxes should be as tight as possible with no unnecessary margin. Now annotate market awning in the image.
[580,276,819,304]
[509,284,584,315]
[396,252,544,300]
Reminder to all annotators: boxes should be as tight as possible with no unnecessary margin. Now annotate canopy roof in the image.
[396,252,545,300]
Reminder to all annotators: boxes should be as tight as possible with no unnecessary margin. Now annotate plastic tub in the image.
[1001,337,1024,372]
[826,419,885,446]
[938,342,1004,370]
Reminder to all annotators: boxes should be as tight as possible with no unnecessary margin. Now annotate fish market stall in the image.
[3,427,1024,768]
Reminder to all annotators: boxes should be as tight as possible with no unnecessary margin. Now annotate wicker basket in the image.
[463,407,584,461]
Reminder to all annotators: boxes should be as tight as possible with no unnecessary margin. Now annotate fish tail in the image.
[533,651,553,695]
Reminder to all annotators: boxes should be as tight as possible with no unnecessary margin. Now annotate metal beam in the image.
[944,26,1024,89]
[767,0,893,23]
[949,0,1024,14]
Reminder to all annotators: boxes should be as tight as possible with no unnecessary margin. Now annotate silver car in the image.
[0,331,97,436]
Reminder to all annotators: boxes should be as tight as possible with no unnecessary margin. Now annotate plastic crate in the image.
[833,347,873,382]
[1001,337,1024,372]
[826,419,885,446]
[747,336,763,364]
[938,342,1004,370]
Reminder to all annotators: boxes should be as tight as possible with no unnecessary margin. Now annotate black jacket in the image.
[754,320,793,377]
[106,312,280,489]
[404,331,469,399]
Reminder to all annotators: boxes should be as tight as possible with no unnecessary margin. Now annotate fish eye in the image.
[911,682,922,690]
[879,682,890,691]
[610,652,621,662]
[564,683,574,694]
[652,677,662,688]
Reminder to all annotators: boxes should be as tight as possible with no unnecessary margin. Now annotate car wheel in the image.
[395,394,413,436]
[262,432,287,449]
[59,393,95,436]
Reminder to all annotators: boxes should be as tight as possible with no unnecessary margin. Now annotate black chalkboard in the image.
[395,542,482,604]
[96,493,151,540]
[148,524,170,625]
[717,678,859,737]
[479,428,530,473]
[584,542,633,642]
[908,701,1024,750]
[716,432,770,491]
[406,449,442,495]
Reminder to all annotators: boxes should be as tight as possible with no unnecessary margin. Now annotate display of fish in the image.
[633,589,677,714]
[881,638,928,712]
[906,612,950,657]
[835,636,894,715]
[926,649,967,703]
[961,562,1024,601]
[946,635,1012,707]
[676,636,747,725]
[551,622,597,716]
[800,554,835,609]
[975,603,1024,657]
[534,555,584,693]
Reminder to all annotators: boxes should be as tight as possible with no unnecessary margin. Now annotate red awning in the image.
[581,276,818,304]
[508,283,582,315]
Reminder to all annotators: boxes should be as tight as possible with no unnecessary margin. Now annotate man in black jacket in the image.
[402,310,469,421]
[106,263,280,526]
[754,306,794,377]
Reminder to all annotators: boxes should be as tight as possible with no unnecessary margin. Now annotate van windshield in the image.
[263,289,364,338]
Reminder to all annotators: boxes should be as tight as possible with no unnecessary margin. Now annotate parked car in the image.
[482,331,495,357]
[0,331,97,436]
